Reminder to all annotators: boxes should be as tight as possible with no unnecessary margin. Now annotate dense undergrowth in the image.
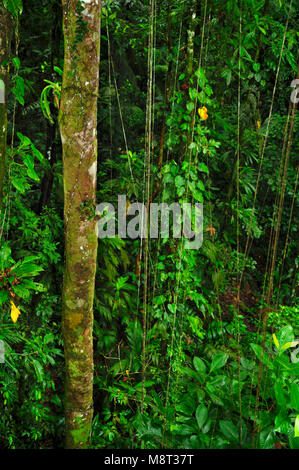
[0,0,298,449]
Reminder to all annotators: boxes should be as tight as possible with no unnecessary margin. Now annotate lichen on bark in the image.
[59,0,102,449]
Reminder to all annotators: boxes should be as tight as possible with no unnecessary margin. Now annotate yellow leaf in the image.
[281,340,299,352]
[257,120,261,129]
[272,333,279,350]
[10,300,21,323]
[198,106,208,120]
[206,225,216,236]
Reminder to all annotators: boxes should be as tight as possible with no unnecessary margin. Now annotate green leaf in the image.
[167,303,176,314]
[253,62,260,72]
[259,426,275,449]
[12,57,21,70]
[290,383,299,411]
[221,68,232,86]
[17,132,31,147]
[210,353,228,373]
[0,290,9,305]
[258,26,266,35]
[23,154,40,181]
[274,382,286,409]
[277,325,294,348]
[172,423,196,436]
[175,175,185,188]
[274,413,290,434]
[30,144,44,163]
[116,276,129,290]
[198,162,209,174]
[186,101,194,112]
[295,416,299,438]
[219,420,239,442]
[153,294,166,305]
[188,181,203,202]
[189,87,198,101]
[134,413,162,441]
[194,67,207,88]
[12,284,30,299]
[0,244,12,267]
[31,359,44,383]
[207,392,224,407]
[54,66,63,76]
[289,433,299,449]
[26,166,39,181]
[3,0,23,17]
[276,358,299,376]
[176,397,196,416]
[177,185,185,197]
[12,75,25,106]
[12,261,43,278]
[197,180,205,191]
[11,176,27,193]
[196,404,208,430]
[193,356,207,375]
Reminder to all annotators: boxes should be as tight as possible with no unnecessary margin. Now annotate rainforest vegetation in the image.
[0,0,298,450]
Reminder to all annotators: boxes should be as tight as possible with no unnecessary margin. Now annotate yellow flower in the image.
[198,106,208,120]
[257,120,261,129]
[10,300,21,323]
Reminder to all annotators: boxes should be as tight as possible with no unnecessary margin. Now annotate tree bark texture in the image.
[58,0,101,449]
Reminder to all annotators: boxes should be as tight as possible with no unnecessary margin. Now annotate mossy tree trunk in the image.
[58,0,101,449]
[0,5,12,215]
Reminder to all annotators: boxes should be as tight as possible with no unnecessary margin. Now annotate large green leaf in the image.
[196,404,208,430]
[3,0,23,17]
[274,382,286,409]
[259,426,276,449]
[277,325,294,348]
[219,420,239,442]
[193,356,207,375]
[31,359,44,383]
[210,353,228,373]
[290,383,299,411]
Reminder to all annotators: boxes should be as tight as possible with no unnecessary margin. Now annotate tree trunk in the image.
[58,0,102,449]
[0,5,12,216]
